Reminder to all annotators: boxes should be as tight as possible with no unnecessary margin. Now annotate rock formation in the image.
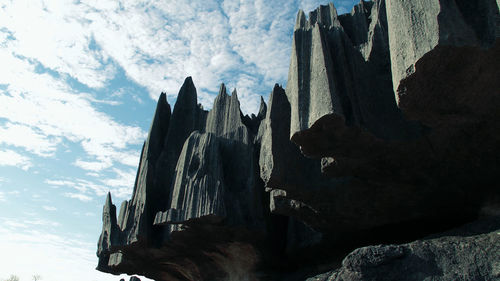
[97,0,500,280]
[308,217,500,281]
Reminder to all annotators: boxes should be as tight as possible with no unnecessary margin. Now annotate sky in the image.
[0,0,359,280]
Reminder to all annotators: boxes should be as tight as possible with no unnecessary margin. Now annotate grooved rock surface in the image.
[97,1,500,280]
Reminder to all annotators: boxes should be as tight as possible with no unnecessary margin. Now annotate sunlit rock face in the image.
[97,1,500,280]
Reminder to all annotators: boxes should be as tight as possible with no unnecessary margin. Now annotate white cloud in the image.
[0,192,5,202]
[42,205,57,211]
[0,149,32,170]
[100,168,136,198]
[0,0,359,181]
[0,50,145,172]
[46,174,133,201]
[0,226,153,281]
[86,172,101,177]
[64,192,93,202]
[0,122,60,157]
[24,219,60,228]
[73,158,112,172]
[0,0,115,89]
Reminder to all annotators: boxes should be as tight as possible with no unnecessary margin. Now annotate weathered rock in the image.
[386,0,499,97]
[287,0,420,141]
[129,277,141,281]
[281,0,500,240]
[103,90,172,254]
[97,1,500,280]
[97,192,120,270]
[308,216,500,281]
[97,81,275,280]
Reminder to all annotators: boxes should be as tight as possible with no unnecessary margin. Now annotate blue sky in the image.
[0,0,359,280]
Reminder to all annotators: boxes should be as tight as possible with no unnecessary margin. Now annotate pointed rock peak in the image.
[184,76,193,85]
[257,95,267,119]
[328,2,338,19]
[218,83,228,97]
[300,2,338,29]
[231,88,239,100]
[105,192,113,208]
[271,84,286,102]
[351,0,371,15]
[174,76,197,111]
[273,83,284,92]
[155,92,170,113]
[295,9,306,30]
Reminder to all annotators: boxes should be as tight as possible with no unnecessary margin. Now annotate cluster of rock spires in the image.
[97,0,500,280]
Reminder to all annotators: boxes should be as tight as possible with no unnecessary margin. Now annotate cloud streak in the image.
[0,149,32,170]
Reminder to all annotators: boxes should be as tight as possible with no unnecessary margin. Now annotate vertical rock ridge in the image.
[287,0,421,141]
[206,84,249,143]
[386,0,499,97]
[97,192,120,271]
[155,77,208,215]
[120,92,172,245]
[157,132,226,224]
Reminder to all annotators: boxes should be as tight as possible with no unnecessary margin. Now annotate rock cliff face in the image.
[97,1,500,280]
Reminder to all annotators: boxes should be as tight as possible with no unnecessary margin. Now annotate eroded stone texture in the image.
[386,0,499,98]
[97,81,274,281]
[287,0,420,141]
[309,217,500,281]
[286,0,499,238]
[97,1,500,280]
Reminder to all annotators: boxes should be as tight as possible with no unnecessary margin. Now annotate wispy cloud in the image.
[42,205,57,211]
[0,1,360,280]
[0,149,32,170]
[0,0,357,178]
[0,122,60,157]
[0,225,151,281]
[46,169,134,201]
[64,192,93,202]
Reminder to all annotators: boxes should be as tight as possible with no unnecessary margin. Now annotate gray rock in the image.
[287,0,420,142]
[129,277,141,281]
[310,217,500,281]
[96,1,500,280]
[96,192,120,271]
[154,131,226,225]
[97,81,270,280]
[386,0,499,97]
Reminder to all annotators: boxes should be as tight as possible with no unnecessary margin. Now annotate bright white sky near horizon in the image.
[0,0,359,280]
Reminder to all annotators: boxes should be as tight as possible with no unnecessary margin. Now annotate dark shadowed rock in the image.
[129,276,141,281]
[284,0,499,245]
[97,192,120,271]
[308,217,500,281]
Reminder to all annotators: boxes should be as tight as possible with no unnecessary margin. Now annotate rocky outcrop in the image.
[308,216,500,281]
[97,1,500,280]
[280,0,500,241]
[97,79,277,280]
